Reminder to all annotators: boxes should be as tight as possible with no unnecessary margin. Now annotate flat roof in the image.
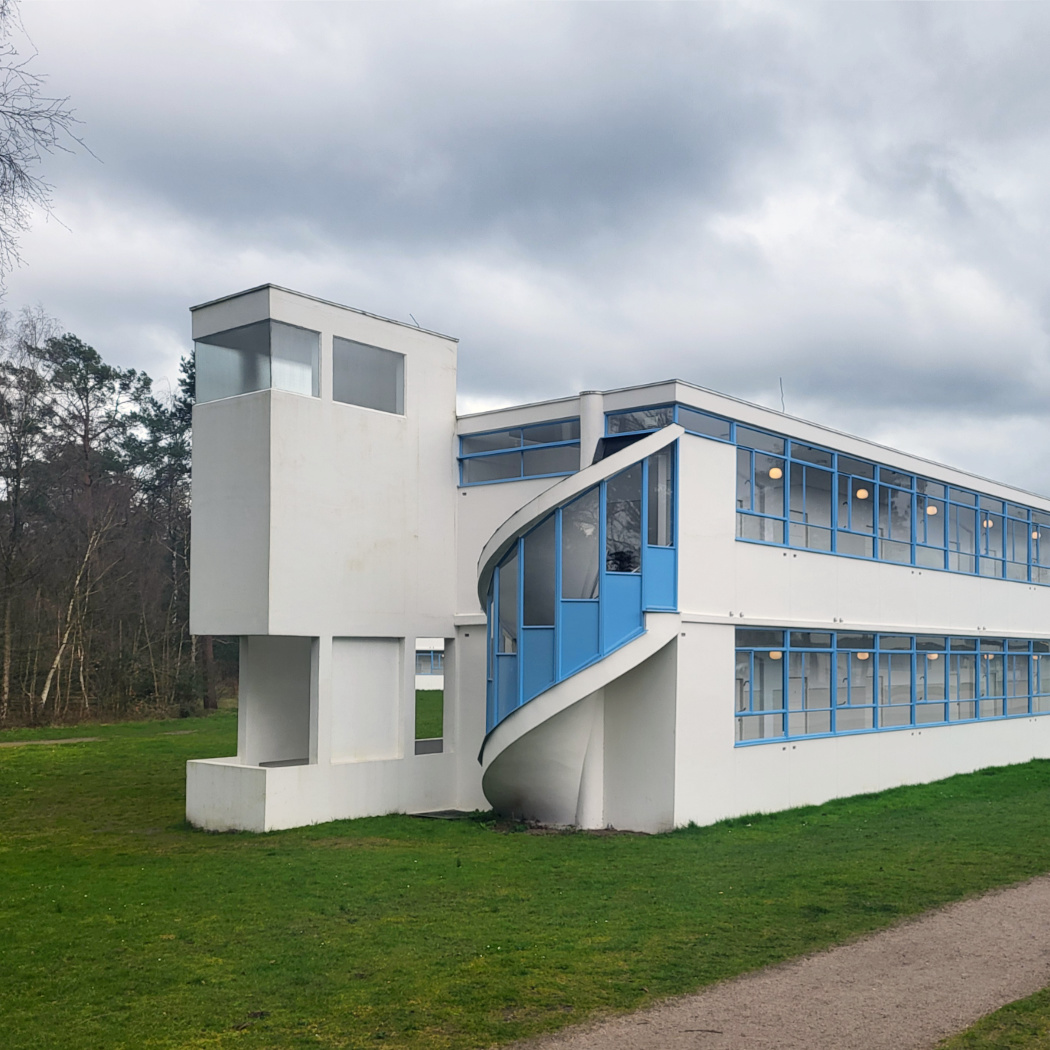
[189,284,458,343]
[458,376,1050,505]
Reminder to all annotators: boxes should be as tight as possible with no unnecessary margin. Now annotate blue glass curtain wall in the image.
[606,402,1050,586]
[485,445,678,733]
[735,627,1050,745]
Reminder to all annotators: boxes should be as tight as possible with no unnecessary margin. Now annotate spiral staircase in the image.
[477,425,684,832]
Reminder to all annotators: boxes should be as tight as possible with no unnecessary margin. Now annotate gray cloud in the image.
[6,1,1050,491]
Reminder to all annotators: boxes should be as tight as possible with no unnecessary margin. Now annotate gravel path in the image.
[523,874,1050,1050]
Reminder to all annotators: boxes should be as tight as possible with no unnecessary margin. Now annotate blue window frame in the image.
[415,650,444,675]
[459,418,581,485]
[604,400,1050,585]
[485,445,678,733]
[735,628,1050,744]
[606,403,734,442]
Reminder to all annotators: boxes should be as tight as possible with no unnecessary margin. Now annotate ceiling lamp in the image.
[770,650,782,660]
[855,488,870,500]
[857,652,870,660]
[1033,531,1040,541]
[927,505,938,516]
[983,518,995,528]
[768,466,783,480]
[928,653,939,661]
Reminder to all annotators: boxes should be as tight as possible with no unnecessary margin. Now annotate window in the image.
[486,449,679,732]
[333,336,404,414]
[736,447,786,543]
[915,480,947,568]
[606,403,733,442]
[735,630,786,742]
[606,406,674,433]
[606,464,642,572]
[497,551,518,655]
[837,642,875,731]
[736,628,1050,744]
[195,320,319,403]
[676,406,732,441]
[647,444,675,546]
[459,419,580,485]
[788,650,832,735]
[561,490,600,599]
[522,516,556,626]
[878,476,912,564]
[789,453,833,552]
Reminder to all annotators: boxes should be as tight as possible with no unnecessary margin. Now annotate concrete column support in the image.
[311,635,332,766]
[579,389,605,468]
[575,689,605,828]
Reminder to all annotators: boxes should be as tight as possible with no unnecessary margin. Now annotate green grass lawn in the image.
[414,689,443,739]
[5,714,1050,1048]
[938,989,1050,1048]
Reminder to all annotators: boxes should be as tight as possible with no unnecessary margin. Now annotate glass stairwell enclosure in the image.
[486,445,678,732]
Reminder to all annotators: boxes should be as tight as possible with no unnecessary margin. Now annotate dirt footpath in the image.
[523,874,1050,1050]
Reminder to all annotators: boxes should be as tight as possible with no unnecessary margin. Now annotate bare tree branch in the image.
[0,0,82,284]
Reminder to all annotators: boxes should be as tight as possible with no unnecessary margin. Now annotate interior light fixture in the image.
[928,653,939,661]
[855,488,869,500]
[768,466,783,480]
[983,518,995,528]
[769,650,782,660]
[1033,531,1040,540]
[857,652,870,661]
[927,505,938,516]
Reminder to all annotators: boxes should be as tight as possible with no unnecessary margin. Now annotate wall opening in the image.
[415,637,446,755]
[239,635,313,767]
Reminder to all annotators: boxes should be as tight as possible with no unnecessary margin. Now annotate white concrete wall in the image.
[677,433,1050,645]
[331,637,403,762]
[414,675,445,691]
[189,392,271,635]
[670,431,1050,828]
[604,639,677,833]
[672,622,1050,826]
[188,286,499,832]
[455,477,555,616]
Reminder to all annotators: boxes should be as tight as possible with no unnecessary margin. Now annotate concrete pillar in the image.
[579,390,605,468]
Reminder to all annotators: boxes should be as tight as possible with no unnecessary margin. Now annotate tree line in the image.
[0,306,233,725]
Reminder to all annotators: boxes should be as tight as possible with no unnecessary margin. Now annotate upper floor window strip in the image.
[603,401,1050,586]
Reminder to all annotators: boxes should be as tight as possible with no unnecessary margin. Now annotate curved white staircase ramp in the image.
[481,611,681,828]
[476,424,684,606]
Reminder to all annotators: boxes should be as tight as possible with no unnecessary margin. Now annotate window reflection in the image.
[522,517,556,626]
[647,445,675,547]
[562,489,600,599]
[195,320,319,403]
[497,552,518,654]
[606,465,642,573]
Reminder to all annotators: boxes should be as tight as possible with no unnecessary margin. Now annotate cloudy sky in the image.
[7,1,1050,491]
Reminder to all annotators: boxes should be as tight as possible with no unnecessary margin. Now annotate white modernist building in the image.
[186,285,1050,833]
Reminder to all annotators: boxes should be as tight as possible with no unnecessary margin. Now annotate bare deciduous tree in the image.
[0,0,81,282]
